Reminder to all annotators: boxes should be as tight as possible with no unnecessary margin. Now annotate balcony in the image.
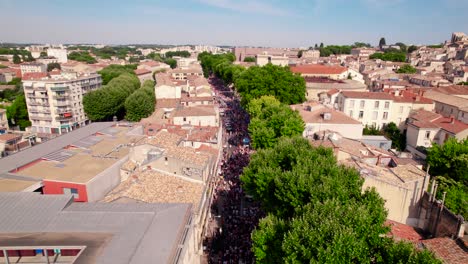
[29,115,53,121]
[54,101,71,107]
[51,86,70,92]
[29,101,50,107]
[53,94,71,100]
[56,115,73,121]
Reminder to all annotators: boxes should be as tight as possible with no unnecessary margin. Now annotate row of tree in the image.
[199,52,440,262]
[83,70,140,121]
[124,80,156,121]
[68,51,97,64]
[146,52,177,69]
[370,51,406,62]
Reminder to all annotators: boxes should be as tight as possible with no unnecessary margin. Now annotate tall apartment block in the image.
[22,72,102,134]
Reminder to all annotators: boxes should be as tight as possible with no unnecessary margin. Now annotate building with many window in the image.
[22,72,102,134]
[335,91,434,129]
[19,62,46,76]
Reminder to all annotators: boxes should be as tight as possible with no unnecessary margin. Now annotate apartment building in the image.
[47,48,68,63]
[351,48,376,59]
[336,91,434,129]
[22,72,102,134]
[169,66,203,80]
[19,62,46,76]
[256,52,289,66]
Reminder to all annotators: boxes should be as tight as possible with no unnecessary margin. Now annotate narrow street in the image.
[203,77,263,264]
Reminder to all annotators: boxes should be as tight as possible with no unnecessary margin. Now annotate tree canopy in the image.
[408,45,418,53]
[6,94,31,130]
[319,45,352,57]
[370,52,406,62]
[68,51,97,64]
[246,96,304,149]
[396,64,417,74]
[426,138,468,184]
[83,73,140,121]
[243,56,256,62]
[383,122,406,151]
[124,80,156,121]
[234,64,306,105]
[165,51,190,58]
[379,37,386,47]
[47,62,61,72]
[97,64,137,85]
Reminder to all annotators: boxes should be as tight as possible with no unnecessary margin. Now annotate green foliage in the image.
[83,73,140,121]
[370,52,406,62]
[396,64,417,74]
[434,176,468,219]
[0,64,7,69]
[47,62,61,72]
[457,81,468,85]
[243,56,256,62]
[164,58,177,69]
[68,51,97,64]
[246,96,304,149]
[426,138,468,184]
[165,51,190,58]
[234,64,306,105]
[13,54,21,64]
[353,42,372,48]
[319,45,352,57]
[146,52,164,62]
[408,45,418,53]
[395,42,407,52]
[427,44,443,49]
[383,122,406,150]
[363,124,382,135]
[124,80,156,121]
[378,240,442,264]
[198,52,236,79]
[379,37,386,47]
[40,51,47,57]
[97,64,137,85]
[6,94,31,130]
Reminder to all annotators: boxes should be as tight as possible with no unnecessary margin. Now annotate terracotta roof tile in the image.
[134,68,152,75]
[385,220,423,243]
[290,64,348,75]
[423,237,468,264]
[341,91,394,100]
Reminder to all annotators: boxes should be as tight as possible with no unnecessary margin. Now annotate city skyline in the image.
[1,0,467,47]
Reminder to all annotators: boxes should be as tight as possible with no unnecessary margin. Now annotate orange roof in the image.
[22,72,48,80]
[385,220,423,243]
[341,91,394,100]
[0,134,22,142]
[432,116,468,134]
[290,64,348,75]
[134,68,152,75]
[423,237,468,264]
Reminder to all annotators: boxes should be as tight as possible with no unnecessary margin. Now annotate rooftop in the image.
[13,126,144,184]
[422,237,468,264]
[386,220,423,243]
[341,91,395,100]
[291,103,361,125]
[103,170,204,209]
[0,192,191,264]
[172,105,217,118]
[134,68,152,75]
[290,64,348,75]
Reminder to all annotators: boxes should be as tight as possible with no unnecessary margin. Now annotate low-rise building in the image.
[20,62,46,76]
[424,86,468,124]
[256,52,289,66]
[351,48,376,59]
[169,66,203,80]
[290,64,350,80]
[46,48,68,63]
[292,102,363,139]
[22,71,102,134]
[172,105,218,127]
[155,73,182,99]
[304,77,367,101]
[406,109,468,153]
[134,68,153,83]
[336,91,434,129]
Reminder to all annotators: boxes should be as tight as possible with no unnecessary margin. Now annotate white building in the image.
[292,103,363,140]
[172,105,218,127]
[47,48,68,63]
[290,64,350,80]
[22,72,102,134]
[256,52,289,67]
[155,74,182,99]
[20,62,47,75]
[336,91,434,129]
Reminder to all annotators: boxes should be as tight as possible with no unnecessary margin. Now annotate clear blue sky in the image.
[1,0,467,47]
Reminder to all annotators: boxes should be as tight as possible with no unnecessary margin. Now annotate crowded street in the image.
[204,77,263,264]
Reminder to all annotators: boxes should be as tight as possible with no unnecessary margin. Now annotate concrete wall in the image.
[406,125,439,148]
[304,123,363,140]
[155,84,181,99]
[362,175,426,226]
[43,180,88,202]
[86,156,129,202]
[173,115,218,127]
[418,192,465,238]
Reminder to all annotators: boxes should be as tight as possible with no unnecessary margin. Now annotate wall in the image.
[406,125,439,148]
[147,156,206,182]
[418,192,465,238]
[173,115,218,127]
[42,180,88,202]
[155,84,181,99]
[338,95,393,129]
[304,123,363,140]
[85,156,129,202]
[362,175,425,226]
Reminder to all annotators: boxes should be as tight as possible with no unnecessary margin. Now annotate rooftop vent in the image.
[323,112,332,120]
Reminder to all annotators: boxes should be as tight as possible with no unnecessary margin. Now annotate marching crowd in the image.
[206,78,263,264]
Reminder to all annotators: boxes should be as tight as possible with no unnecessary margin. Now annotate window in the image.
[349,110,353,118]
[360,100,365,108]
[183,117,187,121]
[164,157,168,161]
[399,106,404,113]
[349,100,355,108]
[425,131,431,139]
[358,111,364,119]
[63,188,79,199]
[372,111,378,120]
[383,112,388,120]
[374,101,379,109]
[384,102,390,109]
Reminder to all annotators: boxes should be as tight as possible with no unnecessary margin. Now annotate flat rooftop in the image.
[0,173,41,192]
[13,126,145,184]
[0,192,191,264]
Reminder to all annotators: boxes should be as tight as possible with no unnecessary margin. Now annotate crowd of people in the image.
[205,78,263,263]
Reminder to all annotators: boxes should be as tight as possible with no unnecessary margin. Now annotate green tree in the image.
[297,50,303,58]
[68,51,97,64]
[6,94,31,130]
[370,52,406,62]
[395,42,407,52]
[165,51,190,58]
[363,124,382,135]
[396,64,417,74]
[39,51,47,57]
[47,62,61,72]
[13,54,21,64]
[234,64,306,105]
[434,176,467,219]
[320,42,324,48]
[383,122,406,150]
[379,37,387,48]
[243,56,256,62]
[124,82,156,121]
[97,64,137,85]
[426,138,468,184]
[408,45,418,53]
[246,96,304,150]
[164,58,177,69]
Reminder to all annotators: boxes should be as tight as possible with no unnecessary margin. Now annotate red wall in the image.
[43,180,88,202]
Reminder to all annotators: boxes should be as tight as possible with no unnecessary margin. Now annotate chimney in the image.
[450,116,455,124]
